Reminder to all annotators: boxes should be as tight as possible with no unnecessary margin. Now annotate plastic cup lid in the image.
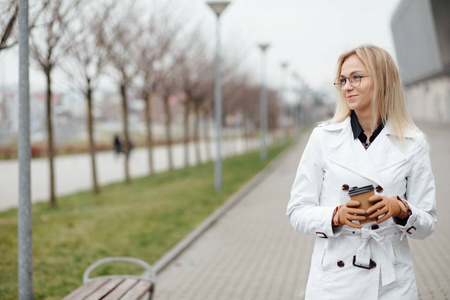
[348,185,374,196]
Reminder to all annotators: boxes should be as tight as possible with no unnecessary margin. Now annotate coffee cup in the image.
[348,185,376,224]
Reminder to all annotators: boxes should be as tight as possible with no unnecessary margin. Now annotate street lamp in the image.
[258,43,270,161]
[280,62,289,145]
[206,1,231,191]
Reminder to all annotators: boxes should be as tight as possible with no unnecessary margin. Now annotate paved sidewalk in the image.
[155,133,313,300]
[154,121,450,300]
[410,121,450,300]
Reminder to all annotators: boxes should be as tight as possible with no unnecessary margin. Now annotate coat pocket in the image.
[319,252,380,300]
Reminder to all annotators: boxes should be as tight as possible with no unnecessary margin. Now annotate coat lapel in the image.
[367,125,407,172]
[326,117,403,187]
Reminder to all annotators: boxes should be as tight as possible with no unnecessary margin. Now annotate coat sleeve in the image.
[396,135,437,239]
[286,127,336,237]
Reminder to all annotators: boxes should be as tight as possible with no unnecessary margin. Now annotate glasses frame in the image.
[333,75,370,91]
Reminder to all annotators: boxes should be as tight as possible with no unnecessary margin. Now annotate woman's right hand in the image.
[333,200,367,229]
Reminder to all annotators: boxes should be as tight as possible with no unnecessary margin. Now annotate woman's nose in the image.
[342,79,353,91]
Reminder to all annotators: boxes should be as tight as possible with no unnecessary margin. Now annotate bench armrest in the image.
[83,257,156,285]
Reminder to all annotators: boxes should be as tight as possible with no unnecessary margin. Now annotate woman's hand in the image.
[367,195,409,224]
[333,200,367,229]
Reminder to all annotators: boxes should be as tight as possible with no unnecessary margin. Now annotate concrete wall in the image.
[404,76,450,123]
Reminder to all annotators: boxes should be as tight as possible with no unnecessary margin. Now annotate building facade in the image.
[391,0,450,123]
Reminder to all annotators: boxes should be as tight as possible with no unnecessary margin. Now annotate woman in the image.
[286,45,436,299]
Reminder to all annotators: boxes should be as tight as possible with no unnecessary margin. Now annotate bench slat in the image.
[120,280,153,300]
[102,278,140,300]
[138,291,151,300]
[62,278,110,300]
[84,278,125,300]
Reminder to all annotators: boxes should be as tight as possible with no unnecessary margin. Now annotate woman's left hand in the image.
[366,195,409,224]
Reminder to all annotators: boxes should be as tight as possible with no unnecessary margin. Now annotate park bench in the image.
[63,257,156,300]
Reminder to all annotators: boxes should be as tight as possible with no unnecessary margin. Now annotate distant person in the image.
[113,135,121,156]
[287,45,436,299]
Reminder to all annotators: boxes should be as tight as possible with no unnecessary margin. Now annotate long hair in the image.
[331,44,419,139]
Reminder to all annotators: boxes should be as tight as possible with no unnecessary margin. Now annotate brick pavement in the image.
[154,121,450,300]
[410,121,450,300]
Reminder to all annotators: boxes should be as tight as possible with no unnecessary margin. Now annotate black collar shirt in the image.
[350,110,384,150]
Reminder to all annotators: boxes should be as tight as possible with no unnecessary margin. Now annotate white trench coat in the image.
[287,117,436,300]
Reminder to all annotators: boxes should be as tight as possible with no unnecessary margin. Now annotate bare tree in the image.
[30,0,83,207]
[0,0,18,51]
[98,0,142,183]
[181,90,191,167]
[174,52,193,168]
[62,0,116,194]
[144,5,186,172]
[221,68,262,150]
[0,1,49,51]
[190,71,214,165]
[157,70,179,171]
[135,5,180,175]
[201,101,213,161]
[175,25,214,166]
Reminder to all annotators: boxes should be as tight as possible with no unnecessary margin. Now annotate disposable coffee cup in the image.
[348,185,376,224]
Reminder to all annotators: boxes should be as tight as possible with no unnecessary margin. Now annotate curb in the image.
[152,136,306,275]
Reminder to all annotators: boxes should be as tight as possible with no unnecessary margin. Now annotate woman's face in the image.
[340,54,374,114]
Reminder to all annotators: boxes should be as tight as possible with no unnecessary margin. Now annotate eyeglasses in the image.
[333,75,369,91]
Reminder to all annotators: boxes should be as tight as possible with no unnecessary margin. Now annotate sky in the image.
[198,0,403,91]
[0,0,402,96]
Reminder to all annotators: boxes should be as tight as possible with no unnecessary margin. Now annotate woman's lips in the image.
[347,95,357,99]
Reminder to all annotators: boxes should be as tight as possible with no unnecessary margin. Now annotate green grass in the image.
[0,142,292,299]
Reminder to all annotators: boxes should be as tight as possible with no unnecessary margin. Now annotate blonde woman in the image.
[287,44,436,299]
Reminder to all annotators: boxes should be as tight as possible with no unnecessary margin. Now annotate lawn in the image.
[0,142,292,299]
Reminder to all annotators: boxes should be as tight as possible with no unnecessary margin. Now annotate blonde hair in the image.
[331,44,419,139]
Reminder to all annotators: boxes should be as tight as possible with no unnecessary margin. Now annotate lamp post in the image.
[258,43,270,161]
[292,71,304,127]
[280,62,288,145]
[206,1,231,191]
[18,0,33,299]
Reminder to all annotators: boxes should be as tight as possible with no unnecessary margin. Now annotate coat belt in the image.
[341,225,400,286]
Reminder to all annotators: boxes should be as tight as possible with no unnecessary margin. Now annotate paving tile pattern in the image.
[410,121,450,300]
[155,121,450,300]
[155,134,313,300]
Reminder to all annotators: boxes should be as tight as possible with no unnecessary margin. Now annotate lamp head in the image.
[206,1,231,17]
[258,43,270,52]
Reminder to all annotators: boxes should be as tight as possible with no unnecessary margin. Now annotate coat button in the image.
[342,184,349,191]
[337,260,345,268]
[371,224,379,230]
[376,185,383,193]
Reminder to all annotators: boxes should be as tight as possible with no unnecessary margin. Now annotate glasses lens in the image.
[351,76,361,87]
[334,82,343,91]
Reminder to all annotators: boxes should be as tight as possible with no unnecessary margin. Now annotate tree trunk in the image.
[194,103,201,164]
[202,106,212,162]
[163,88,173,171]
[86,79,99,194]
[183,100,190,168]
[120,82,131,183]
[144,90,154,176]
[46,69,56,207]
[243,111,250,151]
